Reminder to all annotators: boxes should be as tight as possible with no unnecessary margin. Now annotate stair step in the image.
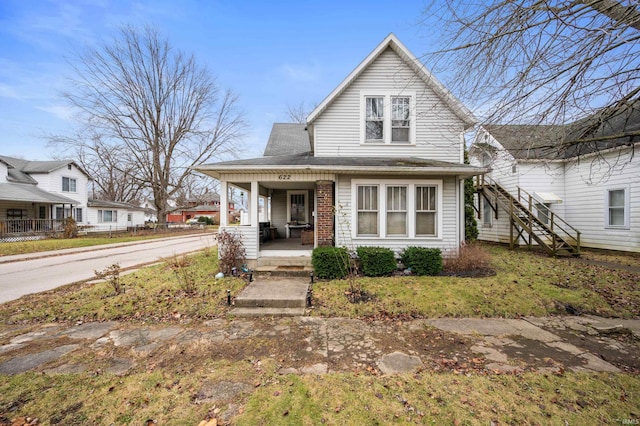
[257,256,312,267]
[254,266,314,278]
[230,307,306,317]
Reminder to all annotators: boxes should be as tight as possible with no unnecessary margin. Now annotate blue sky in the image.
[0,0,440,161]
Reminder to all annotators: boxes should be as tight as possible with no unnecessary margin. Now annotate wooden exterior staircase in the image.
[475,175,581,257]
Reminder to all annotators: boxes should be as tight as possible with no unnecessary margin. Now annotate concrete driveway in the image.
[0,234,217,304]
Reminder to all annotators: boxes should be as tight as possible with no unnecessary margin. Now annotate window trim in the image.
[356,184,380,237]
[62,176,77,193]
[605,187,630,229]
[360,90,416,145]
[352,179,442,239]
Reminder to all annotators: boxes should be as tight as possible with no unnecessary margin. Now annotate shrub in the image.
[356,246,397,277]
[217,229,246,275]
[444,242,492,273]
[166,255,197,295]
[63,217,78,239]
[94,263,123,295]
[198,216,215,225]
[312,246,349,279]
[400,246,443,276]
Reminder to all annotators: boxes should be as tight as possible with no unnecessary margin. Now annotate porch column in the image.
[316,180,334,246]
[250,181,259,226]
[220,180,228,227]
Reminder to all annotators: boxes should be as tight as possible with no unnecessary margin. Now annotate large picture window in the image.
[416,186,437,236]
[357,185,379,236]
[98,209,117,223]
[386,186,407,236]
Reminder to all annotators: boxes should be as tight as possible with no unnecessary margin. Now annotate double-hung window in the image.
[365,97,384,141]
[606,188,629,228]
[62,177,77,192]
[386,186,407,236]
[416,186,437,236]
[361,91,415,144]
[357,185,379,236]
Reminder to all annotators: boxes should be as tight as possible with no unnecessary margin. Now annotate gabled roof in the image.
[0,183,79,204]
[263,123,311,156]
[479,101,640,160]
[195,152,486,179]
[0,155,91,183]
[307,33,476,128]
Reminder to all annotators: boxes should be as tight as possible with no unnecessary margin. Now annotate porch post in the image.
[316,180,334,246]
[250,181,259,226]
[219,180,228,227]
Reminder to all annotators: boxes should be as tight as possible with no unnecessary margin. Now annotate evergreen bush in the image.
[400,246,443,276]
[356,246,397,276]
[312,246,349,279]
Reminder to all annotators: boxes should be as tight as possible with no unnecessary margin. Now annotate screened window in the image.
[98,209,117,223]
[386,186,407,236]
[357,185,379,236]
[416,186,437,236]
[607,189,627,227]
[62,177,77,192]
[365,97,384,141]
[391,97,410,142]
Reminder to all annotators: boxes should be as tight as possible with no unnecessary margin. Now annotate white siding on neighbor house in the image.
[563,147,640,252]
[0,162,7,183]
[29,165,90,223]
[334,174,461,257]
[313,48,465,162]
[516,162,567,218]
[85,207,146,232]
[220,226,259,260]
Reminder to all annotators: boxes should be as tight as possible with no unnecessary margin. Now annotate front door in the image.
[287,190,308,223]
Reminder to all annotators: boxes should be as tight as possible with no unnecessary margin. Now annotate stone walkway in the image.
[1,315,638,376]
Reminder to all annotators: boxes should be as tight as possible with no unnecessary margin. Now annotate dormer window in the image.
[361,91,415,144]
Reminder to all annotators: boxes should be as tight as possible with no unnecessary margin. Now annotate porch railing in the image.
[0,219,65,237]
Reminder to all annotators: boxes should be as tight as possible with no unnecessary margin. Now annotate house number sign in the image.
[278,174,291,180]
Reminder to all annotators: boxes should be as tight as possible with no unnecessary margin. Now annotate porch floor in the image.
[260,237,311,251]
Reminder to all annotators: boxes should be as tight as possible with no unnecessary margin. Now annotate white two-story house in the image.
[196,34,486,263]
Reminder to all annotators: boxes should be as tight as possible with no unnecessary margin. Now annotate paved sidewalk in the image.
[1,315,638,376]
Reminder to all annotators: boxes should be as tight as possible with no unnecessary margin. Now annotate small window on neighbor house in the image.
[39,206,46,219]
[536,203,550,225]
[127,213,133,222]
[483,198,492,226]
[75,208,83,223]
[512,164,517,174]
[607,188,628,228]
[67,164,72,170]
[365,97,384,141]
[62,177,77,192]
[7,209,26,219]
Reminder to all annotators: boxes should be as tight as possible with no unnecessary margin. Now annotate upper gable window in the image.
[361,91,415,144]
[62,177,77,193]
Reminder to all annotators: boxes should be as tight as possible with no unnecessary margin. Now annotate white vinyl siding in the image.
[313,48,465,161]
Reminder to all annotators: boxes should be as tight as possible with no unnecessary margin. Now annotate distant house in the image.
[195,34,485,262]
[86,199,147,232]
[469,101,639,253]
[0,155,90,238]
[166,192,235,223]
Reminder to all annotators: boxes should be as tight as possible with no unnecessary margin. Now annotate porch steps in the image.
[254,256,313,278]
[230,278,309,317]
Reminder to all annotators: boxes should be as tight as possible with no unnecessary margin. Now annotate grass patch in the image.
[311,245,640,319]
[0,249,245,324]
[0,229,212,257]
[3,367,637,425]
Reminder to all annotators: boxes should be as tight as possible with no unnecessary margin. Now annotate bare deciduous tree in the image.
[422,0,640,147]
[56,25,244,224]
[285,100,315,124]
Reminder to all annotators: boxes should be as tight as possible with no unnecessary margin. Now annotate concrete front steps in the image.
[230,277,310,317]
[253,256,313,278]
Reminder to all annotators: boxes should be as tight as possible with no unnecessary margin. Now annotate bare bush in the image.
[94,263,123,295]
[444,242,492,274]
[166,255,197,295]
[217,229,246,275]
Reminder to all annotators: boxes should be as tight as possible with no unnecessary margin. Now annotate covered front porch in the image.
[216,172,335,262]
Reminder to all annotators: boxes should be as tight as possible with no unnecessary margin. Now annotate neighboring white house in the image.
[195,34,486,262]
[0,155,90,236]
[470,102,639,253]
[86,199,147,232]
